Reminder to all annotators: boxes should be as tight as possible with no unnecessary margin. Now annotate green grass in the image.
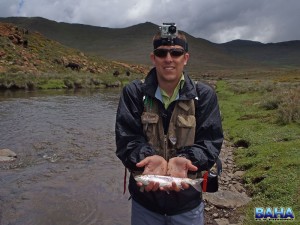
[0,72,142,90]
[217,80,300,225]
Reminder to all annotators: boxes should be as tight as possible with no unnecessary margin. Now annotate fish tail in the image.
[191,178,203,192]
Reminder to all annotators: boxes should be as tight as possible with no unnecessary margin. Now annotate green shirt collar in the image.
[158,74,185,109]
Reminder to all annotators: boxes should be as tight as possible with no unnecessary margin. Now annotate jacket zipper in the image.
[164,135,168,160]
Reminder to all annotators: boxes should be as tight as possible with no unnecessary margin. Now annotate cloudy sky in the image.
[0,0,299,43]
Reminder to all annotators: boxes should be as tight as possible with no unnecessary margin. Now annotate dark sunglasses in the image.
[153,48,185,58]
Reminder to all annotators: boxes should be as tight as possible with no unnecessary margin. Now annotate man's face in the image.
[150,45,189,84]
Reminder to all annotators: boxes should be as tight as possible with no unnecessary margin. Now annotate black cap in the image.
[153,37,188,52]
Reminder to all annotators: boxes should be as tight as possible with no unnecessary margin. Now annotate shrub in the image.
[259,96,280,110]
[277,88,300,124]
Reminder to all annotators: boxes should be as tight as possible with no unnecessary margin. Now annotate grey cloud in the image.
[0,0,299,43]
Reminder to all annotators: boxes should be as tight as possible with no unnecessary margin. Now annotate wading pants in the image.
[131,200,205,225]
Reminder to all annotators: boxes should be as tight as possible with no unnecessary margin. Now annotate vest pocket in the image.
[176,115,196,148]
[141,112,159,144]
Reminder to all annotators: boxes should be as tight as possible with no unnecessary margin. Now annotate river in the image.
[0,89,131,225]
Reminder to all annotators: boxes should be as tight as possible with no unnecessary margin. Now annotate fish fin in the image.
[191,178,203,192]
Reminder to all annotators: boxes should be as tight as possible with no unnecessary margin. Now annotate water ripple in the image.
[0,89,130,225]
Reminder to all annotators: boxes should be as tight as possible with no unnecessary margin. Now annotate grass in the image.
[217,79,300,224]
[0,71,143,90]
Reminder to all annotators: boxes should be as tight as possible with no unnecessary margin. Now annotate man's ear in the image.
[150,52,156,65]
[184,53,190,65]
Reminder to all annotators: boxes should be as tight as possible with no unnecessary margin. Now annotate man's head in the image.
[153,28,188,52]
[150,23,189,85]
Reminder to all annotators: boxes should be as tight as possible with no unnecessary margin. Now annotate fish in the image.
[134,174,203,192]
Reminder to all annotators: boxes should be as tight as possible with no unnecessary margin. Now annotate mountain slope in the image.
[219,40,300,67]
[0,17,299,74]
[0,17,258,73]
[0,22,147,80]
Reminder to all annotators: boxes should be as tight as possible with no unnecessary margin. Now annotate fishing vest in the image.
[141,96,196,161]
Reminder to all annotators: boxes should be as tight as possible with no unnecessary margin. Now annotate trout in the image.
[134,175,203,192]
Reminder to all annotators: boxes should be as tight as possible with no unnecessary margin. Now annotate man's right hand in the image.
[136,155,167,192]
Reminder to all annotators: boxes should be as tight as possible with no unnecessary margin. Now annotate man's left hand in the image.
[163,157,198,192]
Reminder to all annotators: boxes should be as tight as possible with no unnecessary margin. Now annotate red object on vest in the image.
[202,171,208,192]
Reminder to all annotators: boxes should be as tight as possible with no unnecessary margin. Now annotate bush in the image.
[277,88,300,124]
[259,96,280,110]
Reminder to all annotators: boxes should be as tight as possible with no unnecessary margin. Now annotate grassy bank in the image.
[0,71,144,90]
[217,79,299,224]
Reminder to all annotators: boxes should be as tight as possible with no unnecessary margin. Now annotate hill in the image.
[0,21,148,89]
[219,39,300,67]
[0,17,299,78]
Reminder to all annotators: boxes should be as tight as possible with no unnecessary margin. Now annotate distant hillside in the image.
[219,39,300,67]
[0,21,148,89]
[0,17,300,76]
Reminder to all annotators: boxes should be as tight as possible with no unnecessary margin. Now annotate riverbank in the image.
[203,140,251,225]
[0,71,146,90]
[217,79,299,224]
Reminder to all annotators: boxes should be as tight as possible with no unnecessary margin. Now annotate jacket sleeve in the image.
[178,83,224,171]
[115,81,156,170]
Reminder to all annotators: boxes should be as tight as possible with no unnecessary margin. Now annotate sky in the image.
[0,0,299,43]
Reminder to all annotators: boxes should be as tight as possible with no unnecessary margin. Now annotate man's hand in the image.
[136,155,167,192]
[164,157,198,192]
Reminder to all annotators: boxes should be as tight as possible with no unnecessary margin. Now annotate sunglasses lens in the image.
[170,49,185,57]
[154,49,168,57]
[154,48,185,58]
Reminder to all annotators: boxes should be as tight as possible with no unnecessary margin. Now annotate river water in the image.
[0,89,131,225]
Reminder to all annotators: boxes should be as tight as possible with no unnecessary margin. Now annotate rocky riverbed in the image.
[203,140,251,225]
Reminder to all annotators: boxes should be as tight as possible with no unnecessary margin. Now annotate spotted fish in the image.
[134,174,203,192]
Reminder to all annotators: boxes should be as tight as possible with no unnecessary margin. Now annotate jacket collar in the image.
[141,67,197,100]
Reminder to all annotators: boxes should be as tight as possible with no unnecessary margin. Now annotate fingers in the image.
[170,182,181,192]
[136,157,149,168]
[136,155,168,175]
[137,181,160,192]
[137,182,143,187]
[181,182,190,190]
[187,161,198,172]
[138,182,189,193]
[160,182,185,192]
[170,182,189,192]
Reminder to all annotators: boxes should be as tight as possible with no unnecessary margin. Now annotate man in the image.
[115,23,223,225]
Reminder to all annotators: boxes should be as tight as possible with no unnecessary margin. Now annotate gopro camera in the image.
[160,23,178,39]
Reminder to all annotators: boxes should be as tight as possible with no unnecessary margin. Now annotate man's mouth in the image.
[164,66,175,70]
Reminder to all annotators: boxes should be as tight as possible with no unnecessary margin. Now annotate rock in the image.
[229,185,238,192]
[105,81,121,87]
[0,156,16,162]
[0,148,17,157]
[0,148,17,162]
[234,171,245,178]
[203,190,251,209]
[214,218,230,225]
[233,183,246,193]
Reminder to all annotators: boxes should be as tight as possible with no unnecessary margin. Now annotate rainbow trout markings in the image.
[134,175,203,192]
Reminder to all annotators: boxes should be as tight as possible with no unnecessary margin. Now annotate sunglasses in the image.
[153,48,185,58]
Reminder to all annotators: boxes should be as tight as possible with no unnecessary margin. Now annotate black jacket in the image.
[115,68,223,215]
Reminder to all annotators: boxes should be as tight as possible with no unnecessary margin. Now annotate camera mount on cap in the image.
[160,23,178,40]
[153,22,188,52]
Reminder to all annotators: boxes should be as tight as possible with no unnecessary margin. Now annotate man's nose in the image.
[165,52,173,61]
